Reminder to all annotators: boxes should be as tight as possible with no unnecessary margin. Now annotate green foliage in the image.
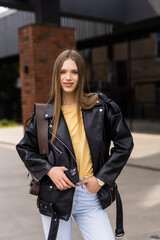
[0,119,18,127]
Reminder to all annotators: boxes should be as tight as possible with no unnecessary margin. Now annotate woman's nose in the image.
[66,72,71,80]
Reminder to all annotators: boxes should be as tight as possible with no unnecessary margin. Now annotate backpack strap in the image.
[35,103,48,155]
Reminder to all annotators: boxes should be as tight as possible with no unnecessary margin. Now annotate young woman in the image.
[16,49,133,240]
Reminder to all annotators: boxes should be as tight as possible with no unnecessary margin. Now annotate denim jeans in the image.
[41,180,115,240]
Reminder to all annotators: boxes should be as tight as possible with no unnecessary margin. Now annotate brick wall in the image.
[19,24,76,124]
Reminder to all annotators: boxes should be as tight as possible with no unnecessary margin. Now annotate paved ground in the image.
[0,126,160,240]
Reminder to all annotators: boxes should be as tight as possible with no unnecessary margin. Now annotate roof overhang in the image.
[1,0,160,24]
[77,16,160,49]
[1,0,160,47]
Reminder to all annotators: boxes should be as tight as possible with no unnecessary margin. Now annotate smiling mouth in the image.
[63,83,73,87]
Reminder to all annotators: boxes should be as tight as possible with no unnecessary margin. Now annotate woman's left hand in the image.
[77,177,101,194]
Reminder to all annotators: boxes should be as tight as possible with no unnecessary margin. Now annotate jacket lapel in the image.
[56,111,76,159]
[44,102,76,159]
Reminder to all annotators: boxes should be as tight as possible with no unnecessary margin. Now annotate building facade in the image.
[79,35,160,119]
[0,7,160,130]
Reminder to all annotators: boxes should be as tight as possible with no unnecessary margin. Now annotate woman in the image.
[16,49,133,240]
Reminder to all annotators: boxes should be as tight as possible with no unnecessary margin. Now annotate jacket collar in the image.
[44,103,55,119]
[43,94,102,118]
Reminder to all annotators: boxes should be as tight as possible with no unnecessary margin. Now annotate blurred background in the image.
[0,1,160,240]
[0,0,160,132]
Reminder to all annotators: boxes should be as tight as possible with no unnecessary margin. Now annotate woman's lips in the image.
[63,82,73,87]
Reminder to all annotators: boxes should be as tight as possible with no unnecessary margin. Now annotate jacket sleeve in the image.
[95,100,134,186]
[16,114,53,182]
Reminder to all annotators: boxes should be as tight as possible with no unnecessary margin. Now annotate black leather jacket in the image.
[16,93,133,238]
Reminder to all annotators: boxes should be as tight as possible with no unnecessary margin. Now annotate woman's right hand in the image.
[47,166,75,190]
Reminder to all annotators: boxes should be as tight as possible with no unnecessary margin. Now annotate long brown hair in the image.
[48,49,98,141]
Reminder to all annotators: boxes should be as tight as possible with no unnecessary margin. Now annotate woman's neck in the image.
[62,92,77,107]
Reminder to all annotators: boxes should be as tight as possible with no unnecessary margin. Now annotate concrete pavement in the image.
[0,126,160,240]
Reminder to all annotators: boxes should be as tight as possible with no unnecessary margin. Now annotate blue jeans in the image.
[41,180,115,240]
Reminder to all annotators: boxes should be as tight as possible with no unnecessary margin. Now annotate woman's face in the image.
[60,58,79,95]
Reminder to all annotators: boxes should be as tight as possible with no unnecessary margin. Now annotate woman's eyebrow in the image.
[61,68,78,71]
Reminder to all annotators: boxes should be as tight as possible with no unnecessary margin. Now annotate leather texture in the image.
[29,179,40,196]
[16,92,134,239]
[35,103,48,155]
[29,104,48,196]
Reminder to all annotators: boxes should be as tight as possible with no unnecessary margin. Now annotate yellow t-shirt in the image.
[61,106,93,178]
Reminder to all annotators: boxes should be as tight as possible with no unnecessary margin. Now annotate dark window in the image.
[116,61,127,87]
[157,41,160,57]
[84,49,91,67]
[156,82,160,110]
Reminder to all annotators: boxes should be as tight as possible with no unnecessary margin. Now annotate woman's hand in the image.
[77,176,101,194]
[47,166,75,190]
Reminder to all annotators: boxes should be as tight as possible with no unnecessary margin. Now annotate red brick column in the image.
[19,24,76,124]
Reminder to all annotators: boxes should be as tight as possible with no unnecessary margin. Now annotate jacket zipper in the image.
[50,142,62,154]
[49,129,77,218]
[49,129,77,163]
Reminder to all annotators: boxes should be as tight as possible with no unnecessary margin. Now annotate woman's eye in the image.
[60,70,78,74]
[60,70,66,74]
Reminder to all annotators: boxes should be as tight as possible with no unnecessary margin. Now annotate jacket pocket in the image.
[84,184,97,195]
[98,184,115,208]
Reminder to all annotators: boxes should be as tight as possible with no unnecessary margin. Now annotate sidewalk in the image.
[0,126,160,240]
[0,125,24,146]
